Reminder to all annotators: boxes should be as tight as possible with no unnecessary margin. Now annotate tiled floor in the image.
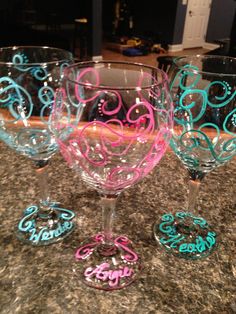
[101,46,210,67]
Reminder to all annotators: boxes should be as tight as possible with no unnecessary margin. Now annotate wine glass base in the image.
[153,211,217,260]
[73,234,142,290]
[16,204,75,246]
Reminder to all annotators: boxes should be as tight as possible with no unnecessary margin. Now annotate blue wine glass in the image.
[0,46,75,245]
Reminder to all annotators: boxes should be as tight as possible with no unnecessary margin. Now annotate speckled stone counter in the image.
[0,142,235,314]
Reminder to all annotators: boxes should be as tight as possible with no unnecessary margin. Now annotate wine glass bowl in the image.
[0,46,75,245]
[0,46,70,159]
[154,55,236,259]
[52,61,173,290]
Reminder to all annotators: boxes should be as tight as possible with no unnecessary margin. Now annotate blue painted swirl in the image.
[0,53,71,158]
[18,205,74,244]
[0,77,34,122]
[12,53,48,80]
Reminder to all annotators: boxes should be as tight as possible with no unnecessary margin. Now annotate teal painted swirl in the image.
[158,212,216,256]
[206,80,236,108]
[170,65,201,91]
[170,64,236,171]
[223,108,236,136]
[179,89,207,123]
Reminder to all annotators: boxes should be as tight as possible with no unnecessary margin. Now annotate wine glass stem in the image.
[100,194,118,244]
[34,160,52,217]
[187,179,201,214]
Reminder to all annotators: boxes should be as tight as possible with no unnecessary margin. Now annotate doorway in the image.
[182,0,212,49]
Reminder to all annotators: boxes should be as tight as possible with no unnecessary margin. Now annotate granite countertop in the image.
[0,142,235,314]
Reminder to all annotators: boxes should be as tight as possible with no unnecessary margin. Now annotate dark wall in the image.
[206,0,236,42]
[102,0,116,38]
[0,0,75,50]
[89,0,103,56]
[0,0,103,57]
[0,0,79,25]
[132,0,178,44]
[172,0,187,45]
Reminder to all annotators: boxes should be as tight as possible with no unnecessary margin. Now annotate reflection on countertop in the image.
[0,142,235,313]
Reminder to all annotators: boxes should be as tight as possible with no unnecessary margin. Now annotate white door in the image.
[182,0,212,49]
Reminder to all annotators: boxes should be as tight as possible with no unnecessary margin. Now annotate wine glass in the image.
[0,46,75,245]
[52,61,173,290]
[154,55,236,259]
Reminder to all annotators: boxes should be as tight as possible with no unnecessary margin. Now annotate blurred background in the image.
[0,0,235,62]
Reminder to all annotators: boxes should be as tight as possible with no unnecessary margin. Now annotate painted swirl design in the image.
[12,53,48,80]
[0,52,71,158]
[114,236,138,262]
[170,64,236,172]
[18,205,75,244]
[75,234,104,260]
[158,212,216,255]
[54,67,172,194]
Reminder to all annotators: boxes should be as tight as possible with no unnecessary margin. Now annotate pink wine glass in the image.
[52,61,173,290]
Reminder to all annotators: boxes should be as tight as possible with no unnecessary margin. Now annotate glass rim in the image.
[63,60,169,90]
[173,54,236,78]
[0,45,73,66]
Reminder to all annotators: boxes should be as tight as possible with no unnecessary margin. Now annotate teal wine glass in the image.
[154,55,236,259]
[0,46,75,245]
